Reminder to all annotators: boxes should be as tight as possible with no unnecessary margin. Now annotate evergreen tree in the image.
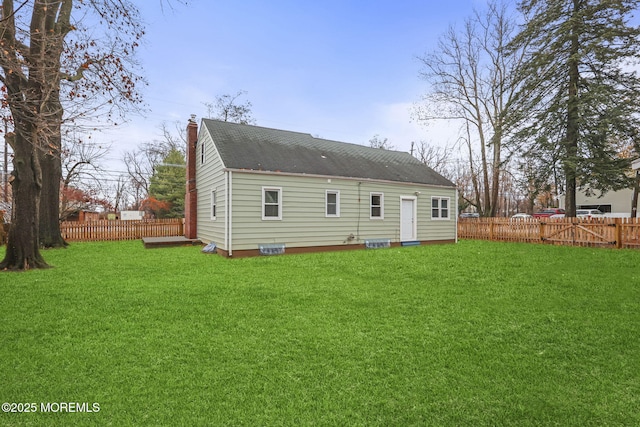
[511,0,640,216]
[147,149,186,218]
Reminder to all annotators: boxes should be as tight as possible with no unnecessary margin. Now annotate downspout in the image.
[357,181,362,241]
[224,170,229,251]
[455,188,459,243]
[228,170,233,257]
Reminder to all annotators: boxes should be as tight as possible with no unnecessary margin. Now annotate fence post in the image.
[616,218,622,249]
[489,219,494,241]
[539,221,545,243]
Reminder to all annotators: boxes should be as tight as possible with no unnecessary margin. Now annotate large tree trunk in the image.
[0,0,56,269]
[631,170,640,218]
[37,12,67,248]
[464,122,483,215]
[0,132,49,270]
[1,0,143,270]
[489,120,503,217]
[39,93,67,248]
[39,150,67,248]
[564,0,581,218]
[477,113,492,216]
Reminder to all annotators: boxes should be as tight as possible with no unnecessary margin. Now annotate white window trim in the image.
[325,190,340,217]
[431,196,451,220]
[200,140,206,165]
[210,190,217,220]
[262,187,282,220]
[370,192,384,220]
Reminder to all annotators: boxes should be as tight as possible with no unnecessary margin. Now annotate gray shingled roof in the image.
[202,119,455,187]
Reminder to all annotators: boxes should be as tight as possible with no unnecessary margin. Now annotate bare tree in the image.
[123,148,153,210]
[204,91,256,125]
[0,0,146,269]
[153,120,186,157]
[415,1,526,217]
[369,135,395,150]
[122,120,187,209]
[60,138,109,221]
[411,140,452,178]
[101,174,130,214]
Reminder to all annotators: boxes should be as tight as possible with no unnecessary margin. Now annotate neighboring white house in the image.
[120,210,144,220]
[558,160,640,217]
[558,188,635,217]
[185,118,457,257]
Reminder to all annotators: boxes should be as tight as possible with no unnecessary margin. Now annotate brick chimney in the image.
[185,115,198,239]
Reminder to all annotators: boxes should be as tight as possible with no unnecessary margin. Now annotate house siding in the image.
[195,127,227,248]
[227,172,456,251]
[560,187,635,216]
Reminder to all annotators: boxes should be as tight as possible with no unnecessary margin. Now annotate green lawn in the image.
[0,240,639,426]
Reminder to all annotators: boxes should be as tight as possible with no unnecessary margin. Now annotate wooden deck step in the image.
[142,236,202,248]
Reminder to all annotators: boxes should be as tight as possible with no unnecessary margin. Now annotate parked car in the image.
[511,213,532,219]
[533,208,565,218]
[548,209,604,219]
[577,209,603,218]
[459,212,480,218]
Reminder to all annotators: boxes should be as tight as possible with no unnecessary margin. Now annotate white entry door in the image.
[400,197,417,241]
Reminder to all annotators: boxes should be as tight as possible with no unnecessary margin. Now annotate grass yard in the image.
[0,240,639,426]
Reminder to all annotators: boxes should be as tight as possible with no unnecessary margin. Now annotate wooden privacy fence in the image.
[61,219,184,242]
[458,217,640,249]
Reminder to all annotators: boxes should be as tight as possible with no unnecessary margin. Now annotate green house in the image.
[185,117,457,257]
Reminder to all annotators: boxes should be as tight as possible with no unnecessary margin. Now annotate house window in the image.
[200,140,206,164]
[326,190,340,217]
[370,192,384,219]
[211,190,217,220]
[432,197,450,220]
[262,187,282,220]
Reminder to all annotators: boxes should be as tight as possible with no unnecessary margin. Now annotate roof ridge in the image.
[201,118,314,139]
[201,117,413,158]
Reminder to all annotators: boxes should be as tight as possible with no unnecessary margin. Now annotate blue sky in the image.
[99,0,487,166]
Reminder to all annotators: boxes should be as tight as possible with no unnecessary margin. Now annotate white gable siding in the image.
[195,127,227,248]
[228,172,456,251]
